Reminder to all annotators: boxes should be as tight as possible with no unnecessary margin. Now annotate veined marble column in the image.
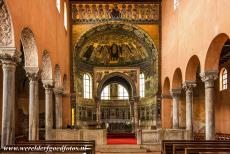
[0,52,19,147]
[170,89,181,129]
[133,97,140,132]
[43,80,54,140]
[96,98,101,128]
[200,71,218,140]
[134,101,139,131]
[53,88,63,129]
[183,81,196,139]
[26,69,40,141]
[129,101,135,132]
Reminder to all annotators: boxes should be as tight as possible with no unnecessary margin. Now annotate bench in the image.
[162,140,230,154]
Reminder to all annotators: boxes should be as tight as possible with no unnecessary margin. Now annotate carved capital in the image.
[170,88,181,98]
[25,67,40,81]
[42,80,54,90]
[200,71,218,88]
[182,81,196,93]
[53,88,64,96]
[0,47,20,65]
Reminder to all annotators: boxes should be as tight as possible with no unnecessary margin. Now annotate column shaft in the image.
[204,80,215,140]
[129,101,134,132]
[183,82,196,139]
[54,88,63,129]
[44,85,53,140]
[1,61,16,147]
[171,89,181,129]
[28,79,39,140]
[201,71,218,140]
[96,101,101,128]
[134,101,139,131]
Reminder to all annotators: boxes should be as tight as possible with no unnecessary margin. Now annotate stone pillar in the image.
[129,101,135,132]
[53,88,63,129]
[26,69,40,141]
[134,101,139,131]
[183,81,196,139]
[132,97,140,132]
[95,98,101,128]
[200,71,218,140]
[0,55,17,147]
[43,80,54,140]
[170,89,181,129]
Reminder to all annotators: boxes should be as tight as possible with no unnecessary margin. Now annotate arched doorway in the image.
[97,72,137,133]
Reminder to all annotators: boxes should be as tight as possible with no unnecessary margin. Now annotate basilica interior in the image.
[0,0,230,153]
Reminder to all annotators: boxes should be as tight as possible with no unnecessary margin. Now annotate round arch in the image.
[0,0,15,47]
[172,68,183,89]
[20,27,39,67]
[204,33,229,72]
[185,55,201,81]
[74,21,158,67]
[97,72,137,100]
[162,77,170,95]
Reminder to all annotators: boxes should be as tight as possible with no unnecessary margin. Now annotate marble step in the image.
[98,148,147,153]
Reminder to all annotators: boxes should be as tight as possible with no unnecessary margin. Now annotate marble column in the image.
[183,81,196,139]
[129,101,135,132]
[95,98,101,128]
[133,97,140,132]
[0,55,17,147]
[43,80,54,140]
[200,71,218,140]
[26,70,40,141]
[53,88,63,129]
[170,89,181,129]
[134,101,139,131]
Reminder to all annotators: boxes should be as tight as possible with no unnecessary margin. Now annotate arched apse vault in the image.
[97,72,137,99]
[185,55,201,81]
[74,21,158,68]
[54,64,62,88]
[20,27,38,67]
[172,68,183,89]
[204,33,229,72]
[41,50,53,81]
[0,0,15,47]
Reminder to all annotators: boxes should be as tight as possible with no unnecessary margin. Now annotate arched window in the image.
[101,85,110,100]
[56,0,61,13]
[64,2,68,30]
[220,68,228,91]
[118,84,129,100]
[140,73,145,98]
[83,74,92,99]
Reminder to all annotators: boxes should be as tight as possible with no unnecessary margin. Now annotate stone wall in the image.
[48,129,107,145]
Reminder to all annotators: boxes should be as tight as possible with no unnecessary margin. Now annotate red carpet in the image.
[107,138,137,144]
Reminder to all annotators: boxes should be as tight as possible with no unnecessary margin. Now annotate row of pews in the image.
[162,140,230,154]
[0,140,95,154]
